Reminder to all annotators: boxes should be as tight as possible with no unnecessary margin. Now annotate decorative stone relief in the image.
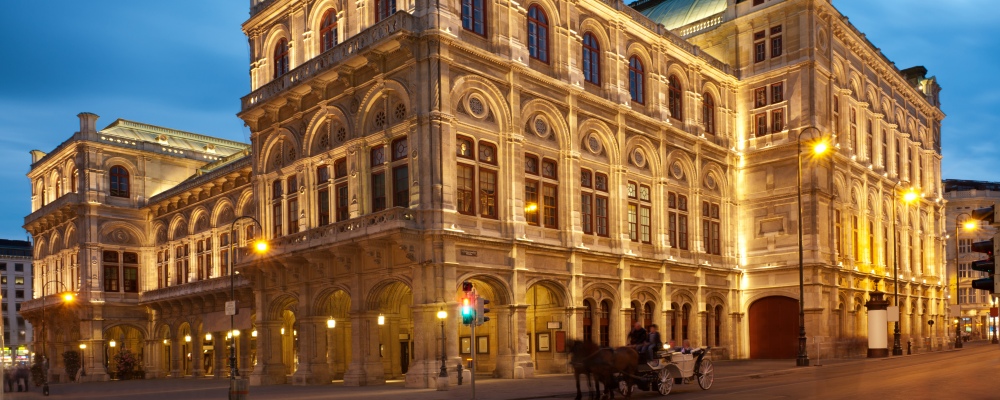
[631,148,646,168]
[586,132,602,155]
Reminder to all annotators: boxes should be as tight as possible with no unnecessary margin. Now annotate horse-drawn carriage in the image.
[569,339,714,399]
[618,347,714,396]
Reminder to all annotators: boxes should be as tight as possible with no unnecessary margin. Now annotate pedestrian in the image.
[3,366,12,392]
[15,363,29,392]
[639,324,663,365]
[627,321,647,350]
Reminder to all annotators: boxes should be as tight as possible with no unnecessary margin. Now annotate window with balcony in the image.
[320,9,338,52]
[391,137,409,208]
[371,146,387,212]
[273,38,289,78]
[375,0,396,22]
[287,174,299,234]
[334,158,349,221]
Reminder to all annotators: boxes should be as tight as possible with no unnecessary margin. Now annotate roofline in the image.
[103,119,249,150]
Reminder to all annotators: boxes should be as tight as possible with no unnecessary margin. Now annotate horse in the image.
[566,339,640,400]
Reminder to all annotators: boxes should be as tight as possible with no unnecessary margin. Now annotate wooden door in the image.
[748,296,798,359]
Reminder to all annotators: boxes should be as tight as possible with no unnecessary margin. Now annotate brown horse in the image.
[566,339,639,400]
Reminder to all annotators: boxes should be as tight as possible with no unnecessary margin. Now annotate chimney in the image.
[78,112,99,134]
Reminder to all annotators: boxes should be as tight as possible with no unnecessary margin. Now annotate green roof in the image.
[635,0,727,30]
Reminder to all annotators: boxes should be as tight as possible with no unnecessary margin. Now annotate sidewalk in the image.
[0,344,982,400]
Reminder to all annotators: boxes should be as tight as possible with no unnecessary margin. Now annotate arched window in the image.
[681,303,691,341]
[643,302,654,328]
[320,9,338,52]
[714,304,723,345]
[273,38,289,78]
[461,0,486,35]
[668,75,683,120]
[628,56,644,104]
[527,5,549,63]
[375,0,396,22]
[582,32,600,85]
[703,93,716,134]
[582,301,594,344]
[109,165,129,198]
[599,300,611,347]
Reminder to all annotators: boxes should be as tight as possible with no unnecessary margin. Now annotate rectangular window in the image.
[868,221,875,264]
[771,82,783,103]
[371,172,386,212]
[958,238,972,254]
[287,197,299,234]
[393,165,409,207]
[754,87,767,108]
[14,276,23,285]
[103,250,119,292]
[582,193,593,234]
[702,201,722,255]
[770,35,782,57]
[318,187,330,225]
[15,264,23,272]
[457,164,475,215]
[542,183,558,228]
[479,169,498,218]
[835,210,842,259]
[317,165,330,183]
[525,180,539,225]
[272,202,282,237]
[771,109,784,133]
[866,120,874,160]
[669,193,689,250]
[755,113,768,137]
[627,204,638,242]
[753,0,764,6]
[754,40,766,63]
[15,290,23,299]
[596,196,609,237]
[895,139,901,175]
[334,158,348,179]
[336,183,350,221]
[123,251,139,293]
[639,206,651,244]
[1,276,6,285]
[881,129,888,167]
[852,216,860,261]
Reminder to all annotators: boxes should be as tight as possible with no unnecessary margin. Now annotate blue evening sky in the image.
[0,0,997,240]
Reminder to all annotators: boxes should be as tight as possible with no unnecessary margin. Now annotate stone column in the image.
[214,332,226,378]
[343,312,385,386]
[294,316,331,385]
[170,338,182,377]
[192,328,204,377]
[238,329,251,377]
[249,321,286,385]
[403,305,439,389]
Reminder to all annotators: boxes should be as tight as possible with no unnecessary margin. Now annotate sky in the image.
[0,0,997,240]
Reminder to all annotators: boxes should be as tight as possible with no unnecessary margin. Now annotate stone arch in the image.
[304,105,352,156]
[188,206,212,234]
[313,286,353,317]
[100,221,146,246]
[524,0,563,27]
[520,98,570,151]
[701,161,729,197]
[624,42,654,80]
[623,135,661,175]
[665,63,691,92]
[307,0,343,54]
[365,278,413,310]
[577,118,620,163]
[168,215,188,241]
[235,189,255,220]
[664,149,696,185]
[260,127,302,173]
[356,79,412,135]
[261,22,292,66]
[63,224,78,249]
[449,75,512,133]
[151,222,168,246]
[525,278,569,307]
[266,293,300,321]
[211,198,236,227]
[48,231,62,256]
[629,286,661,305]
[456,273,513,305]
[34,237,48,259]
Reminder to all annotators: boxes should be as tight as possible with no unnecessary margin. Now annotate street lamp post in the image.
[437,309,448,390]
[891,185,918,356]
[953,212,974,349]
[228,216,267,400]
[796,127,828,367]
[79,343,86,378]
[39,280,74,396]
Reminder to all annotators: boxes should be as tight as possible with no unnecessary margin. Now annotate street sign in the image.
[225,300,237,316]
[887,306,899,322]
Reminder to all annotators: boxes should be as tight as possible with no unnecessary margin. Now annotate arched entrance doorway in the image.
[319,290,351,380]
[748,296,798,359]
[525,281,567,374]
[103,325,146,379]
[368,280,413,380]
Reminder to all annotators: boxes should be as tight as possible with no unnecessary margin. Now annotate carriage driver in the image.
[639,324,663,365]
[627,321,647,349]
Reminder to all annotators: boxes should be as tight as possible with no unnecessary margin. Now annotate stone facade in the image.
[22,0,947,389]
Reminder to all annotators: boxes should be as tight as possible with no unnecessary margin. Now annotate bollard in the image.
[906,339,911,355]
[229,378,249,400]
[456,362,463,385]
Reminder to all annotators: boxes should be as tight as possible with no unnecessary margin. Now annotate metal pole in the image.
[954,216,966,349]
[439,318,447,378]
[470,321,476,400]
[891,183,903,356]
[795,132,809,367]
[229,216,263,400]
[42,284,47,395]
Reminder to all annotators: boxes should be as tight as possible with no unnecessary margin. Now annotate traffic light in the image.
[970,237,996,292]
[461,281,475,325]
[971,204,997,225]
[476,297,490,326]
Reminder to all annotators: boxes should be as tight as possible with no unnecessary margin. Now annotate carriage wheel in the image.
[697,359,714,390]
[657,368,673,396]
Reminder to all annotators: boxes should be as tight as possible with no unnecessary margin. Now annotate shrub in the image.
[112,349,138,380]
[63,350,81,382]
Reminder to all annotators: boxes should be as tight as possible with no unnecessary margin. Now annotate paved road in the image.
[2,341,997,399]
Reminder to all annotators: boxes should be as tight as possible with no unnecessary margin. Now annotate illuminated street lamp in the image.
[796,126,829,367]
[39,280,75,396]
[437,309,448,390]
[228,215,267,400]
[891,185,919,356]
[952,212,975,349]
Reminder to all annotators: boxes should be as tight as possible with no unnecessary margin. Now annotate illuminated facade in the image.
[23,0,946,388]
[944,179,1000,341]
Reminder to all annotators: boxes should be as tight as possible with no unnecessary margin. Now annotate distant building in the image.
[944,179,1000,340]
[0,239,33,364]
